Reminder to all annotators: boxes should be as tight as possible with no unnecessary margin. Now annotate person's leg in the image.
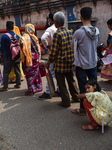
[14,62,21,87]
[76,67,87,109]
[66,71,79,101]
[87,67,97,81]
[83,100,97,125]
[38,63,54,99]
[55,72,71,107]
[3,58,13,89]
[46,63,55,94]
[82,100,99,130]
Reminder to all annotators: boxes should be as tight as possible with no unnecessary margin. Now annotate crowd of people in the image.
[0,7,112,131]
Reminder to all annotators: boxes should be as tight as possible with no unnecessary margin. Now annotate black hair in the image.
[49,12,55,21]
[6,21,14,30]
[80,7,92,20]
[46,12,55,29]
[85,79,101,92]
[46,16,50,29]
[107,18,112,25]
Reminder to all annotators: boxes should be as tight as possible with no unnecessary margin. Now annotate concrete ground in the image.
[0,69,112,150]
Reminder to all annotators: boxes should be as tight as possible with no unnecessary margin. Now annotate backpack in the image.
[5,33,20,62]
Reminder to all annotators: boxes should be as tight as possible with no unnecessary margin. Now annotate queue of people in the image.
[0,7,112,131]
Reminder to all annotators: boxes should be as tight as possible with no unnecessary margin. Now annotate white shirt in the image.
[41,24,57,48]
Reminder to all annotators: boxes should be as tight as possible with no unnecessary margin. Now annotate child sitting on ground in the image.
[72,79,112,131]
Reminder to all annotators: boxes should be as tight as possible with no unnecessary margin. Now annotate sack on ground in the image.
[45,69,55,96]
[5,33,20,62]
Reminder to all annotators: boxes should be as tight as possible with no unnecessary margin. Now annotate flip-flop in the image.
[71,108,86,116]
[82,124,99,131]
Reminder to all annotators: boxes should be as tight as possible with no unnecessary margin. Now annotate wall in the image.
[0,0,112,45]
[72,0,112,45]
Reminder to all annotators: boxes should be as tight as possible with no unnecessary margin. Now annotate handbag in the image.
[39,65,46,77]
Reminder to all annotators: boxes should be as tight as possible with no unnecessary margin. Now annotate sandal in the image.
[24,91,34,96]
[82,124,99,131]
[71,108,86,116]
[0,87,8,92]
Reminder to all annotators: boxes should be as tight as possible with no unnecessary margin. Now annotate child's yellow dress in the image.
[86,91,112,126]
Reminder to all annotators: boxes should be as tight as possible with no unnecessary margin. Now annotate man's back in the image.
[1,31,20,59]
[71,26,99,69]
[49,26,74,73]
[41,24,57,48]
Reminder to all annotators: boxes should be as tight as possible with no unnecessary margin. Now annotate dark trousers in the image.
[76,66,97,109]
[3,58,21,88]
[55,71,79,106]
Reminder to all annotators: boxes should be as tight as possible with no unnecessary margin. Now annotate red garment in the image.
[83,100,97,125]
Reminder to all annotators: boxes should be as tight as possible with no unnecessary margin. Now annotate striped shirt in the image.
[48,26,74,73]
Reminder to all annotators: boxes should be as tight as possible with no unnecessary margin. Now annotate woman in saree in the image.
[9,26,25,83]
[20,23,43,95]
[101,18,112,80]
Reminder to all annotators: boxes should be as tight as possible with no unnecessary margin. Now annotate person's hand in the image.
[104,47,110,57]
[104,53,107,57]
[102,50,108,57]
[44,62,49,69]
[46,45,51,51]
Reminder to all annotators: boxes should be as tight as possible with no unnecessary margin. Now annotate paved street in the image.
[0,70,112,150]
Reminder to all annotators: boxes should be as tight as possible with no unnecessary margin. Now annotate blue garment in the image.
[1,31,20,59]
[76,66,97,109]
[46,63,59,94]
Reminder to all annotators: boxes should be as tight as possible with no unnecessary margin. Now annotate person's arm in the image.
[48,32,60,62]
[41,28,51,49]
[45,32,60,68]
[71,33,75,50]
[105,41,112,56]
[104,33,112,57]
[78,93,86,99]
[71,30,79,50]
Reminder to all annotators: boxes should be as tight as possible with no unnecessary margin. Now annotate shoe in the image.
[71,99,80,103]
[14,85,21,88]
[38,92,52,100]
[0,87,8,92]
[57,102,71,108]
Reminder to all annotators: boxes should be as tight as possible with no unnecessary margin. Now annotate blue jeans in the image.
[76,66,97,109]
[46,63,59,94]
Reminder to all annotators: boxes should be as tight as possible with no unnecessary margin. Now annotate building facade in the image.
[0,0,112,45]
